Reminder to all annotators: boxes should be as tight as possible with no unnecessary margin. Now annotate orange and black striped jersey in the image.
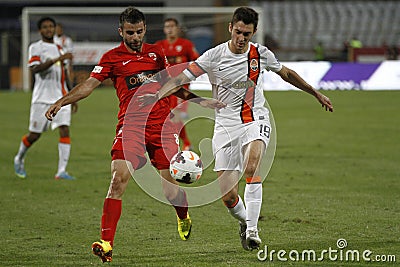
[183,41,282,125]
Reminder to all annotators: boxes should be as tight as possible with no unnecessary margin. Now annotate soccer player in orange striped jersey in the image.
[140,7,333,251]
[13,17,75,180]
[155,18,200,150]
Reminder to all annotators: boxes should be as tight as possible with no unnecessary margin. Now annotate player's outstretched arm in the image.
[45,77,101,120]
[173,88,226,110]
[138,72,191,106]
[139,72,226,109]
[276,65,334,112]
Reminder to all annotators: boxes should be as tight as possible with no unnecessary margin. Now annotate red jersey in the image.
[156,38,199,109]
[155,37,199,67]
[90,42,170,126]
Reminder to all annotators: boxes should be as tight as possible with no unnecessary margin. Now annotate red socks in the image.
[100,191,188,246]
[169,188,188,219]
[101,198,122,246]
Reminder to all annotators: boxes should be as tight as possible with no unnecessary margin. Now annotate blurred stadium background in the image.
[0,0,399,90]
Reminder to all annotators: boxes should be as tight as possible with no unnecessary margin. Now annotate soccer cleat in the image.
[55,171,76,180]
[246,229,262,250]
[92,240,113,263]
[239,223,250,251]
[14,156,26,179]
[177,213,192,240]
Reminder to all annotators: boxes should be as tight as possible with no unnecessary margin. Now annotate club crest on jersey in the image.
[175,45,183,52]
[148,53,157,61]
[250,59,258,71]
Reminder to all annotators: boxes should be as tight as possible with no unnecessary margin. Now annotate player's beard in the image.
[125,39,143,52]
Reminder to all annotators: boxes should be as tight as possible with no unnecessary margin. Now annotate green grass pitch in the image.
[0,89,399,266]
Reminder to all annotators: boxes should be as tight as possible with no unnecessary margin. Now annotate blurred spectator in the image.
[386,45,399,60]
[350,36,363,49]
[314,41,325,61]
[341,41,350,62]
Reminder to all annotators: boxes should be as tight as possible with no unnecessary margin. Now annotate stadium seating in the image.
[259,1,400,52]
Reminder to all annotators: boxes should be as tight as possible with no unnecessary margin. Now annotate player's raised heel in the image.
[92,240,113,263]
[246,229,261,250]
[177,213,192,240]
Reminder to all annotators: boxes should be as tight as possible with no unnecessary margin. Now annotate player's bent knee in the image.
[222,193,238,208]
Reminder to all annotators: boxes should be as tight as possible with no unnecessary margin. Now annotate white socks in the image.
[16,141,29,161]
[227,183,263,231]
[227,195,246,225]
[57,142,71,175]
[244,183,262,231]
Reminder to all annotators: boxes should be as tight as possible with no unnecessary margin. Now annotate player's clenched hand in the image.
[61,52,73,61]
[137,93,158,107]
[199,98,227,110]
[316,92,334,112]
[45,103,62,121]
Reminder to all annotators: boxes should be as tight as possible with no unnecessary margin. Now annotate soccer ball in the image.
[169,151,203,184]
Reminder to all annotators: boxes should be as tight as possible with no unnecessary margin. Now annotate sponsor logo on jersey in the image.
[125,70,159,90]
[232,79,255,89]
[92,66,103,73]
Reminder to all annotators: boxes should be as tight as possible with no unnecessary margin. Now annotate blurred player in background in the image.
[54,23,74,90]
[155,18,199,150]
[13,17,75,180]
[140,6,333,251]
[45,7,222,263]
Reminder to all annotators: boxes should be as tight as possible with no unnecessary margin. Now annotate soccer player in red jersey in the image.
[45,7,223,263]
[155,18,200,150]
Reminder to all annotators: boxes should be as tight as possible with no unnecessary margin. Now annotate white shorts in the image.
[212,117,271,172]
[29,103,71,133]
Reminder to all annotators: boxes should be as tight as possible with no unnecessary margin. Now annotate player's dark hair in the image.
[164,17,179,26]
[119,6,146,28]
[231,7,258,31]
[37,17,56,30]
